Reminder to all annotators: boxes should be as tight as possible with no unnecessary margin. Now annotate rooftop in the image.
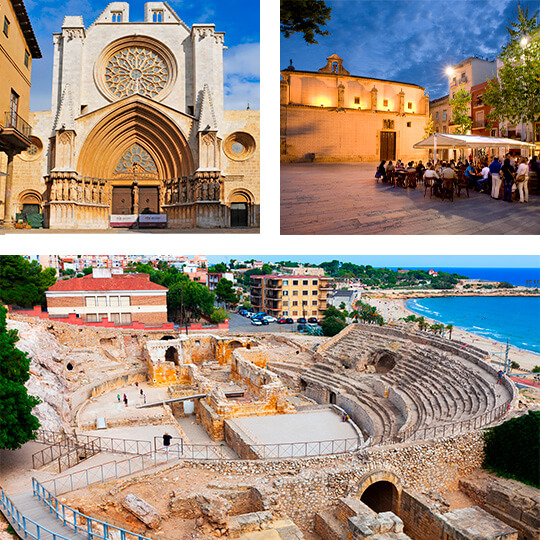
[47,273,168,293]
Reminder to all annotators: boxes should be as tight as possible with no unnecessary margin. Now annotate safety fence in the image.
[249,437,360,459]
[0,486,70,540]
[41,442,227,496]
[371,398,512,446]
[33,479,151,540]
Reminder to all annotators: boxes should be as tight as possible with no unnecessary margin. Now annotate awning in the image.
[413,133,536,149]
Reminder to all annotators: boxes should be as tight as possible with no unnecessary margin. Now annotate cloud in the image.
[224,42,260,79]
[224,76,260,110]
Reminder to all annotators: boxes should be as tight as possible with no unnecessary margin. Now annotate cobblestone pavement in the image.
[281,162,540,235]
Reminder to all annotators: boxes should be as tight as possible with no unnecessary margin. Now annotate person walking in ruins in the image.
[117,394,121,402]
[123,394,128,407]
[163,432,172,454]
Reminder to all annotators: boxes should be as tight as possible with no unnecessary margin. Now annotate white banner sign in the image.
[139,214,167,226]
[110,214,138,227]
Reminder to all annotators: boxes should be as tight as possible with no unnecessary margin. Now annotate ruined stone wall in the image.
[173,432,484,531]
[400,489,445,539]
[230,352,283,397]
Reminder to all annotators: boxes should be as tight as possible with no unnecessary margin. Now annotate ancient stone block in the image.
[122,493,161,529]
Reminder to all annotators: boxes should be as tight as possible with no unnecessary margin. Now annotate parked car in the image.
[286,318,294,324]
[277,317,288,324]
[307,317,318,324]
[297,318,307,324]
[251,318,263,326]
[263,316,277,323]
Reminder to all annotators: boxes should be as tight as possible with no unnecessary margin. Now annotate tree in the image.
[0,305,41,449]
[321,316,347,337]
[483,6,540,130]
[208,263,228,273]
[424,113,435,137]
[215,278,239,306]
[210,308,229,324]
[446,324,454,339]
[167,280,215,323]
[449,89,472,134]
[0,256,57,308]
[281,0,331,44]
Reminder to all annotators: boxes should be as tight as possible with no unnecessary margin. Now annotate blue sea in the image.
[406,296,540,356]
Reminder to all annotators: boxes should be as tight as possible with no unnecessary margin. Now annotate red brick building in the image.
[471,81,498,138]
[46,269,168,325]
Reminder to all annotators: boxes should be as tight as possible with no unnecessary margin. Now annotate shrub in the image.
[483,411,540,488]
[532,366,540,373]
[210,308,228,324]
[321,316,347,337]
[510,361,520,370]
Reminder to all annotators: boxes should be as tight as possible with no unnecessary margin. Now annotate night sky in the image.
[280,0,540,100]
[24,0,260,112]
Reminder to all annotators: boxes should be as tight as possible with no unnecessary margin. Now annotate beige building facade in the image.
[0,0,41,224]
[250,275,331,320]
[6,1,259,229]
[280,54,429,163]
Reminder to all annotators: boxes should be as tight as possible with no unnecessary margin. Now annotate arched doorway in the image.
[165,346,179,365]
[229,190,253,227]
[360,481,399,513]
[18,190,42,217]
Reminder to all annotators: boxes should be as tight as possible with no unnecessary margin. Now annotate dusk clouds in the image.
[280,0,540,100]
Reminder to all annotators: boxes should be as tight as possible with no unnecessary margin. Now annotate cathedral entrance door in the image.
[139,187,159,214]
[112,187,133,214]
[231,202,248,227]
[380,131,396,161]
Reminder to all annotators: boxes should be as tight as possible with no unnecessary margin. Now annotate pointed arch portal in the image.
[77,98,195,215]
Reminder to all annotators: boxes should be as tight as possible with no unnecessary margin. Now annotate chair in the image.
[455,169,469,198]
[441,177,454,201]
[395,171,406,188]
[424,177,434,198]
[406,171,417,189]
[387,170,395,186]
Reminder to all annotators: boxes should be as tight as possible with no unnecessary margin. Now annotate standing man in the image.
[123,394,128,407]
[489,157,502,199]
[163,432,172,454]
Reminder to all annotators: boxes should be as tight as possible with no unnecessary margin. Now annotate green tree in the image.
[0,256,57,308]
[449,89,472,134]
[321,316,347,337]
[280,0,331,44]
[0,305,41,449]
[208,263,228,273]
[323,305,346,321]
[167,280,215,323]
[498,281,514,289]
[445,324,454,339]
[215,278,239,305]
[483,6,540,131]
[210,308,229,324]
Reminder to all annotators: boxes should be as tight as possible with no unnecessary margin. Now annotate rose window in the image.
[115,144,157,174]
[105,47,169,99]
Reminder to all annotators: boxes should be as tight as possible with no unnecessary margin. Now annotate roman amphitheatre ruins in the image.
[1,313,538,540]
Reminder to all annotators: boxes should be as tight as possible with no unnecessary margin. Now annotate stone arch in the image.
[366,349,398,374]
[165,346,179,365]
[356,470,402,514]
[160,335,175,341]
[228,189,255,228]
[17,189,43,214]
[77,97,195,180]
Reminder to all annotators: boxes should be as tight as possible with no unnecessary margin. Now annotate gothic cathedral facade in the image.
[10,2,259,229]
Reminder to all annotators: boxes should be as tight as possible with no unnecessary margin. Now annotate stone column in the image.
[1,151,16,223]
[371,87,378,112]
[337,83,345,108]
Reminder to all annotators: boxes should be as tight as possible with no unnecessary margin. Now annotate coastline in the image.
[364,295,540,372]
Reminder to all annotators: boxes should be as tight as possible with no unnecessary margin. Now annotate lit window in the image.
[407,102,412,109]
[354,97,360,104]
[383,99,388,107]
[3,17,10,37]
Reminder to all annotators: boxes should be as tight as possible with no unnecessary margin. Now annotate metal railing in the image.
[0,486,71,540]
[33,438,100,472]
[3,110,32,139]
[42,442,227,496]
[249,437,360,459]
[33,479,151,540]
[369,398,512,446]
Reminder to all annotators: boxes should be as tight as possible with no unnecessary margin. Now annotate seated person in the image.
[478,162,491,192]
[464,162,478,187]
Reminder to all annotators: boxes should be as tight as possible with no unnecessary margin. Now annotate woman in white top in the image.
[515,157,529,203]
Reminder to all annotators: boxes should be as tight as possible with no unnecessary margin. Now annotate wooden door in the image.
[112,187,132,215]
[380,131,396,161]
[230,202,248,227]
[139,187,159,214]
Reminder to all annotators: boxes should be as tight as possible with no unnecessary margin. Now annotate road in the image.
[228,312,297,333]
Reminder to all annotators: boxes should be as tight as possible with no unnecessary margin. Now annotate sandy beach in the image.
[365,296,540,372]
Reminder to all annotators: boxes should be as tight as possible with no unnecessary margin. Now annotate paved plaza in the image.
[281,162,540,235]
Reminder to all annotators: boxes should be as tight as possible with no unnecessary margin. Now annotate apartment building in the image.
[250,275,331,320]
[46,269,168,325]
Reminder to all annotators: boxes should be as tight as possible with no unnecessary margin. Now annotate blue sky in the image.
[207,255,540,268]
[25,0,260,111]
[280,0,540,100]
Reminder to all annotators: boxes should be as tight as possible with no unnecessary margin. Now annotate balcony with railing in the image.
[472,120,486,129]
[1,111,32,151]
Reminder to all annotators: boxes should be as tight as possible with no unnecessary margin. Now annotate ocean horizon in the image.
[405,296,540,357]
